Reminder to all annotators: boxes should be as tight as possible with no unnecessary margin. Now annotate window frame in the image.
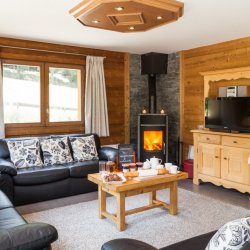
[2,59,45,128]
[2,60,85,134]
[45,63,84,127]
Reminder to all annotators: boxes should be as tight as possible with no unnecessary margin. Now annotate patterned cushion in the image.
[7,139,43,168]
[69,135,98,161]
[40,137,73,166]
[206,217,250,250]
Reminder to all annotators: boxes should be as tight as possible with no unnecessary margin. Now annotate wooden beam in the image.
[0,37,125,62]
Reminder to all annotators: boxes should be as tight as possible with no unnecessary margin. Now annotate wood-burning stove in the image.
[137,114,168,163]
[137,53,169,163]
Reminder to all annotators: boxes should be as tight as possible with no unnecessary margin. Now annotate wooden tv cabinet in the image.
[192,130,250,194]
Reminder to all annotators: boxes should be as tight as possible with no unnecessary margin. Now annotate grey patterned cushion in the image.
[206,217,250,250]
[7,139,43,168]
[69,135,98,161]
[40,137,73,166]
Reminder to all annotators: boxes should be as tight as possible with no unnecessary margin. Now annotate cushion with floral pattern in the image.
[40,137,73,166]
[7,139,43,168]
[206,217,250,250]
[69,135,98,161]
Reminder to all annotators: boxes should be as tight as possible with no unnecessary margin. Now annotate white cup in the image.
[170,165,178,174]
[165,163,172,171]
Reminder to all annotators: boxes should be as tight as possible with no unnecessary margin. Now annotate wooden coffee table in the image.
[88,172,188,231]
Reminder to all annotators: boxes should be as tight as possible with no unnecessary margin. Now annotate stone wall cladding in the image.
[130,54,148,145]
[157,53,180,163]
[130,53,180,163]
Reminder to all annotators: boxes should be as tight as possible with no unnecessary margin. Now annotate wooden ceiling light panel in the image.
[69,0,184,32]
[108,13,145,26]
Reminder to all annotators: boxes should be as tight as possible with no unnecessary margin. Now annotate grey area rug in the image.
[24,188,250,250]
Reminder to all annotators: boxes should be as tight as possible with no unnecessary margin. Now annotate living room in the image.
[0,0,250,249]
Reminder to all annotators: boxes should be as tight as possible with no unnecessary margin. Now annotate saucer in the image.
[169,170,181,174]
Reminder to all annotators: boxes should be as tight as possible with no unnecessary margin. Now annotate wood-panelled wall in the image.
[180,36,250,158]
[0,37,130,145]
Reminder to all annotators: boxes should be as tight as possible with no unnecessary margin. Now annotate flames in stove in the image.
[143,131,163,151]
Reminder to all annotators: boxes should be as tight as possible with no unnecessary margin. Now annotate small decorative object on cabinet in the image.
[192,130,250,194]
[226,86,238,97]
[142,107,147,114]
[160,108,165,114]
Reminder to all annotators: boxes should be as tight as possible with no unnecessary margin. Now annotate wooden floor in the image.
[16,180,250,215]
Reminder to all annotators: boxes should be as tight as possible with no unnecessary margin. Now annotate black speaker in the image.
[141,52,168,75]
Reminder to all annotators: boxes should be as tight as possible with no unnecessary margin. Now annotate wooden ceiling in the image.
[70,0,184,33]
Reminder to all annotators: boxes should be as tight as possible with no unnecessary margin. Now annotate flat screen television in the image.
[205,97,250,132]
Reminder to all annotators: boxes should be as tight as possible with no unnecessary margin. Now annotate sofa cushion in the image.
[66,160,99,178]
[0,136,52,160]
[13,166,70,186]
[205,217,250,250]
[69,135,98,161]
[67,133,101,150]
[40,137,73,166]
[53,133,101,155]
[0,207,26,229]
[7,139,43,168]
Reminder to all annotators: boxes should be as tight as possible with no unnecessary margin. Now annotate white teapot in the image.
[149,157,162,169]
[143,159,151,169]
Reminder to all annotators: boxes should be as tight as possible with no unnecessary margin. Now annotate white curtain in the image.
[85,56,109,137]
[0,60,5,138]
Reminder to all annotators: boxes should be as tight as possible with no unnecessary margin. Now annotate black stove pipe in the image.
[148,74,157,113]
[141,52,168,113]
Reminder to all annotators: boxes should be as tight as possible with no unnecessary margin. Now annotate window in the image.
[48,66,82,123]
[2,60,84,136]
[3,63,41,124]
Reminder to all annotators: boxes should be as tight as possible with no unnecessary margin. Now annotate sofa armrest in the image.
[0,159,17,176]
[98,147,118,161]
[102,239,157,250]
[160,231,216,250]
[0,223,58,250]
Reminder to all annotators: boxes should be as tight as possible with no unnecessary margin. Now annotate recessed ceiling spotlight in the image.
[129,26,135,30]
[115,6,124,11]
[92,20,100,24]
[157,16,163,20]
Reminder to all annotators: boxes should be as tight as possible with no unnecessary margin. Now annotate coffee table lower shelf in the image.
[88,173,188,231]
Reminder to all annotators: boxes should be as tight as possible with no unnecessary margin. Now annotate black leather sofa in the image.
[0,133,118,206]
[101,232,250,250]
[0,189,58,249]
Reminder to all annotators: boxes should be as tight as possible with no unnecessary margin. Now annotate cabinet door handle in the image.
[215,156,219,159]
[206,138,210,140]
[224,158,228,160]
[233,141,237,143]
